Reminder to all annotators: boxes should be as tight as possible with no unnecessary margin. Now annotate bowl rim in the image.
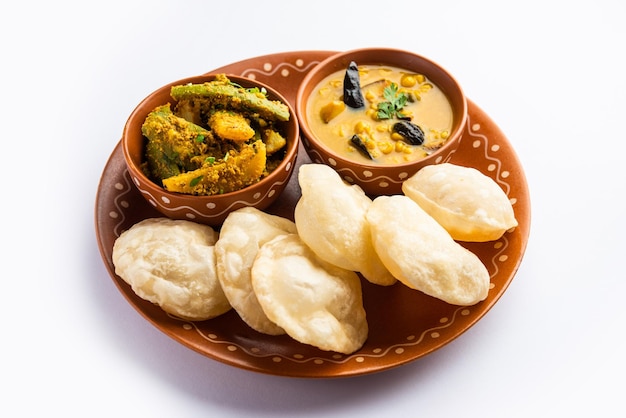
[295,47,468,170]
[121,73,300,202]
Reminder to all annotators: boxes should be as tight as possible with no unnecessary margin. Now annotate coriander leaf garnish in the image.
[377,83,408,120]
[246,86,267,96]
[230,81,267,97]
[190,175,203,187]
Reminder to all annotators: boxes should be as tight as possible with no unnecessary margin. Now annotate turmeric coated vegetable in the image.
[208,110,255,142]
[262,129,287,155]
[170,74,290,122]
[142,104,228,180]
[162,141,267,195]
[141,74,290,196]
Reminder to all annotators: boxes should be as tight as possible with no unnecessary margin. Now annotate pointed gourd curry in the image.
[141,74,290,196]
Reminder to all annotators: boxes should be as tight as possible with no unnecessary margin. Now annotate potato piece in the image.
[251,234,368,354]
[262,128,287,155]
[215,207,297,335]
[366,195,490,306]
[402,163,518,242]
[208,110,255,142]
[294,164,396,286]
[112,218,231,321]
[319,100,345,123]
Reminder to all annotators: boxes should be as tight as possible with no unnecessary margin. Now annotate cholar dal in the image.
[306,64,454,165]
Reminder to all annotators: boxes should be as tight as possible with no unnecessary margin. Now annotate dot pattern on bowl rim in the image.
[301,135,460,192]
[128,164,294,224]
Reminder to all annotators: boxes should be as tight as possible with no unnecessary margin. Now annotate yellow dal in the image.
[306,65,453,165]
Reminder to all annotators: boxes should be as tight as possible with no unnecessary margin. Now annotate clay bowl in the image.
[122,74,299,226]
[296,47,468,196]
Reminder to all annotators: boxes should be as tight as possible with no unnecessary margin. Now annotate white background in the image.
[3,1,625,416]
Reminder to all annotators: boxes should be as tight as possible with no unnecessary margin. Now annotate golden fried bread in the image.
[367,195,490,306]
[294,164,396,286]
[251,234,368,354]
[402,163,518,242]
[112,218,231,320]
[215,207,296,335]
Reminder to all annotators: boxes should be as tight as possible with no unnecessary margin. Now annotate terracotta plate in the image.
[95,51,531,378]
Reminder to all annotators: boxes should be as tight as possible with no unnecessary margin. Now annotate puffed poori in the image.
[251,234,368,354]
[215,207,296,335]
[294,163,396,286]
[112,218,231,321]
[402,163,518,242]
[366,195,490,306]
